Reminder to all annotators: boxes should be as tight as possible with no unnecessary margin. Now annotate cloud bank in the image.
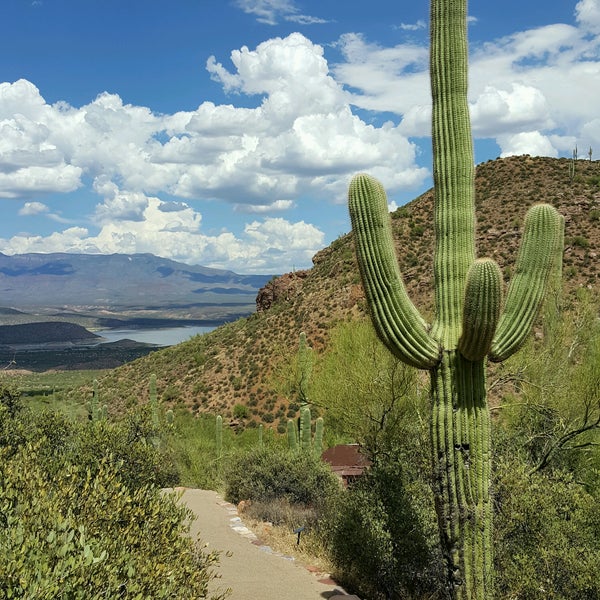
[1,0,599,272]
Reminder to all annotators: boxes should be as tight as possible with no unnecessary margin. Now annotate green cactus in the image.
[300,405,312,452]
[287,419,298,451]
[149,373,159,429]
[313,417,324,456]
[88,379,102,421]
[347,1,563,598]
[165,409,174,428]
[215,415,223,460]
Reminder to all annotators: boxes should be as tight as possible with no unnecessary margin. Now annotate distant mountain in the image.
[0,253,273,322]
[0,322,100,346]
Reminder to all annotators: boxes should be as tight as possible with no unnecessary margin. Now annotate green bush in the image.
[1,405,179,489]
[494,455,600,599]
[320,458,445,600]
[223,446,339,508]
[0,406,223,599]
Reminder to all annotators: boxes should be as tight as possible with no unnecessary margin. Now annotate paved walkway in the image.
[175,488,355,600]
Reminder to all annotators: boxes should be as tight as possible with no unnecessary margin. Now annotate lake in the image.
[96,325,216,347]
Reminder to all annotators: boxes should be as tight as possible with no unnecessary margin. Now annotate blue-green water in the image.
[97,325,215,347]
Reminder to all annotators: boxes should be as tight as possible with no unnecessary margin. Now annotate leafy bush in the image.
[0,405,223,599]
[320,458,445,600]
[1,404,179,489]
[494,455,600,599]
[224,446,339,508]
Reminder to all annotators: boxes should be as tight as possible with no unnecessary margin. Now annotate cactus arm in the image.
[430,0,476,348]
[349,174,441,369]
[458,258,503,362]
[490,205,564,362]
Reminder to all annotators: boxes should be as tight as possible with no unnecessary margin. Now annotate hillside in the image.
[92,156,600,424]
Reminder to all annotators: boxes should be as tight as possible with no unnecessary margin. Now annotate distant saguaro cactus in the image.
[87,378,104,421]
[297,332,313,405]
[287,419,298,451]
[313,417,324,456]
[149,373,159,429]
[215,415,223,460]
[348,0,563,598]
[299,405,312,452]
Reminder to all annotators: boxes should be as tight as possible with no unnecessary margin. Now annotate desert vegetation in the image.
[2,288,599,598]
[2,0,600,596]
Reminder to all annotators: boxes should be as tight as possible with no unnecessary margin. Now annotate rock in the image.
[255,270,309,312]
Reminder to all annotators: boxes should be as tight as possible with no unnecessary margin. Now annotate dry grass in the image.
[240,510,334,577]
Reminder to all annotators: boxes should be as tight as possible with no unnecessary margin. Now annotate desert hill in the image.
[91,156,600,424]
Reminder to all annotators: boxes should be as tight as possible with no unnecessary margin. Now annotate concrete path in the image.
[175,488,355,600]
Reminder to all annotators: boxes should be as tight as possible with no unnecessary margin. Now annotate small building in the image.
[321,444,371,487]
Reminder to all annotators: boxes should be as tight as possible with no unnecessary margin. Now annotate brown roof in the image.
[321,444,371,468]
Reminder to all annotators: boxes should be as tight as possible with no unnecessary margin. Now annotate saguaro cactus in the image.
[297,332,313,404]
[348,1,563,598]
[300,405,312,452]
[215,415,223,460]
[149,373,159,429]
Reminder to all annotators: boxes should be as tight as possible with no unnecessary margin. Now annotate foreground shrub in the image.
[0,404,179,489]
[224,446,339,509]
[320,458,445,600]
[0,442,223,599]
[494,455,600,599]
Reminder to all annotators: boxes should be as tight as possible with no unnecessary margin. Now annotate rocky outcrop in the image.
[255,270,310,312]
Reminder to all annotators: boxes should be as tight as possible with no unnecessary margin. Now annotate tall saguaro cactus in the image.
[348,1,563,598]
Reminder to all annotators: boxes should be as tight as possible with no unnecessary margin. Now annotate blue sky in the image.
[1,0,599,274]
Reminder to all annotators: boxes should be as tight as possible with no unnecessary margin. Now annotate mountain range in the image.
[0,252,272,327]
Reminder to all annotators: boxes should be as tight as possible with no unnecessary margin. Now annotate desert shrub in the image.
[232,403,249,419]
[245,497,319,529]
[0,407,223,599]
[2,405,179,489]
[320,457,445,600]
[0,383,22,417]
[494,454,600,599]
[223,446,339,509]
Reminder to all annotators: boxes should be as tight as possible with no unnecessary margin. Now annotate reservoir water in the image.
[96,325,216,347]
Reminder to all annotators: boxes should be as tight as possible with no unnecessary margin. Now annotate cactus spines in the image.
[348,0,563,597]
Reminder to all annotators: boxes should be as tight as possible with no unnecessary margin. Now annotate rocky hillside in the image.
[92,156,600,424]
